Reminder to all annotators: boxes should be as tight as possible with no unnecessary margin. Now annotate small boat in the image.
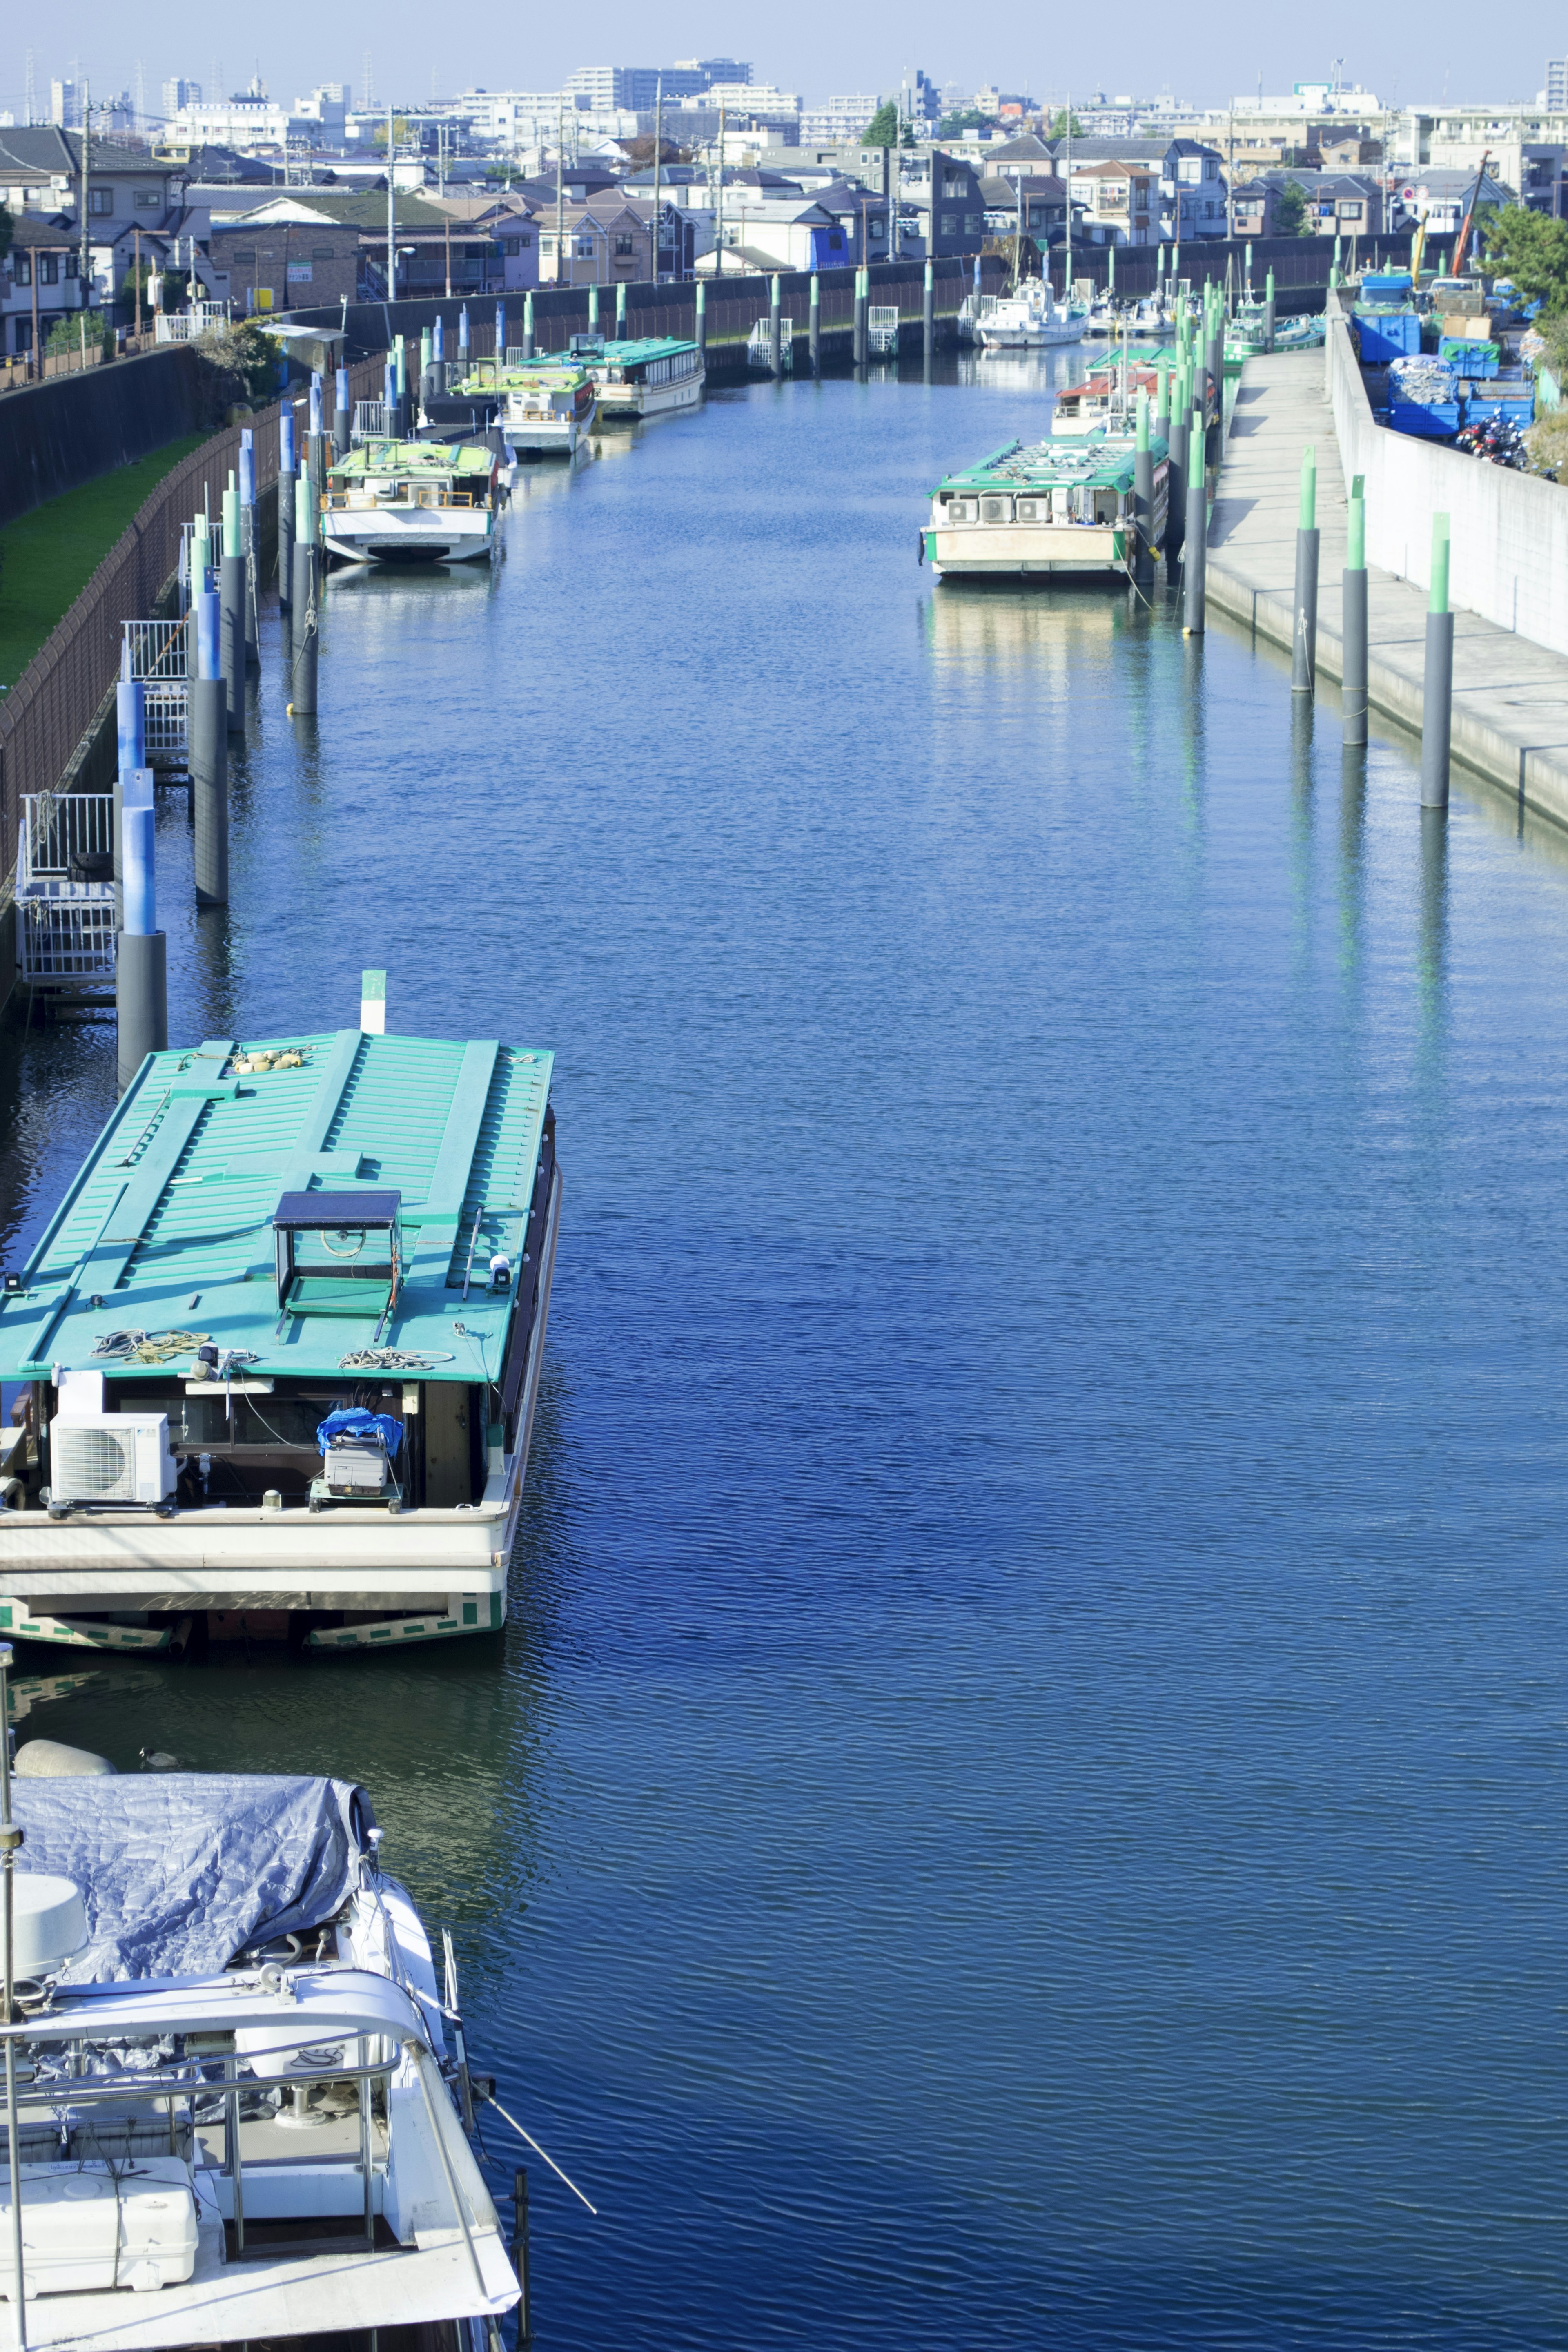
[922,430,1169,580]
[0,1762,523,2349]
[976,280,1086,351]
[0,970,561,1655]
[431,361,598,464]
[541,333,706,421]
[321,438,498,565]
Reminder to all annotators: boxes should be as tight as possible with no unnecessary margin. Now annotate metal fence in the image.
[0,354,384,883]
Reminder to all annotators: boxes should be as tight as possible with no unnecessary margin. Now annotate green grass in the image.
[0,435,208,689]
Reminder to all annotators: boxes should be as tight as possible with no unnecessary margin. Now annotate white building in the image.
[800,96,881,144]
[161,78,200,121]
[169,79,350,153]
[49,80,84,129]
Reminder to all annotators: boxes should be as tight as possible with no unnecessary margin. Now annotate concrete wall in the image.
[0,345,208,530]
[1326,311,1568,657]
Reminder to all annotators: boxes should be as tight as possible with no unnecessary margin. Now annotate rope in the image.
[337,1348,455,1372]
[91,1329,210,1364]
[479,2093,597,2215]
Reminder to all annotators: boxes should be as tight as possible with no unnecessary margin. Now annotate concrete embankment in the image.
[1206,349,1568,830]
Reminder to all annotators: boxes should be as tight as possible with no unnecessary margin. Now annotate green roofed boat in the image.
[432,357,598,461]
[0,976,561,1655]
[539,332,704,420]
[923,430,1169,581]
[322,437,498,565]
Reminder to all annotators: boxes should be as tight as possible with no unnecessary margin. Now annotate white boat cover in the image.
[11,1775,374,1983]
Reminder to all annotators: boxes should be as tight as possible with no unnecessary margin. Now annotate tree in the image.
[1047,108,1084,138]
[1274,178,1308,237]
[623,135,689,167]
[863,101,916,146]
[1479,204,1568,312]
[939,108,995,137]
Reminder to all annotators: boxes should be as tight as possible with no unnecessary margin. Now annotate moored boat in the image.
[0,1753,522,2349]
[922,430,1168,580]
[321,438,497,566]
[539,333,705,421]
[431,361,598,463]
[975,281,1086,351]
[0,972,561,1655]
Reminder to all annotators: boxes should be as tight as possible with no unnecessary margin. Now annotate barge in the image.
[321,439,497,565]
[0,1757,521,2348]
[0,974,560,1654]
[923,431,1169,580]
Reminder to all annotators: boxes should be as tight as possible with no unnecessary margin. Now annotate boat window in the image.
[1095,490,1118,523]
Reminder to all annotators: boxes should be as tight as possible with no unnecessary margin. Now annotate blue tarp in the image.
[317,1407,403,1460]
[11,1775,374,1982]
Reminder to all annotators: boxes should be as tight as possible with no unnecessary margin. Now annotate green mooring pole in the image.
[1421,513,1452,809]
[1292,445,1318,693]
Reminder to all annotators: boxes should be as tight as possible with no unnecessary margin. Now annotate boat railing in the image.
[325,486,488,511]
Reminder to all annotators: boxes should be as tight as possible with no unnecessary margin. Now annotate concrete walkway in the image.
[1205,350,1568,829]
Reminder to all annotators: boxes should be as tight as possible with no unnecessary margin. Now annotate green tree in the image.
[939,107,995,136]
[1047,108,1085,138]
[863,100,907,145]
[1479,204,1568,312]
[1274,177,1308,236]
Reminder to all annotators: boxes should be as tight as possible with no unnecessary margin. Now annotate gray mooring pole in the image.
[695,280,706,366]
[808,273,820,376]
[190,589,227,903]
[1343,475,1368,747]
[238,433,259,667]
[1165,375,1187,562]
[770,273,782,378]
[289,474,318,718]
[117,767,167,1091]
[854,265,868,367]
[923,259,934,366]
[277,403,296,612]
[1133,389,1154,587]
[307,372,326,494]
[219,483,245,733]
[1292,446,1319,693]
[1205,316,1223,470]
[334,364,351,459]
[513,2169,532,2346]
[1183,400,1206,633]
[1421,513,1453,810]
[522,292,534,361]
[1263,265,1276,354]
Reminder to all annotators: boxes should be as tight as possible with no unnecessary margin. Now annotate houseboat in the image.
[435,361,597,461]
[922,430,1169,580]
[321,439,497,565]
[541,334,705,421]
[0,972,561,1654]
[0,1761,521,2348]
[976,281,1086,351]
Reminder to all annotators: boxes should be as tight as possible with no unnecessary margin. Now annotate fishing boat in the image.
[0,971,561,1656]
[976,281,1086,351]
[432,362,597,463]
[321,439,498,566]
[541,334,705,421]
[0,1757,523,2349]
[922,430,1169,580]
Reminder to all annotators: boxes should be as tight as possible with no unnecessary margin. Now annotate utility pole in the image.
[79,81,91,366]
[386,101,395,301]
[1227,104,1236,241]
[715,101,726,275]
[556,99,565,287]
[652,75,663,283]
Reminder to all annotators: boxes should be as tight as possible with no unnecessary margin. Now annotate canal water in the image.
[5,347,1568,2348]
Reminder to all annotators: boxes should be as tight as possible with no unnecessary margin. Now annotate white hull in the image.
[0,1166,560,1646]
[932,520,1131,576]
[595,372,705,421]
[324,508,493,565]
[978,320,1085,350]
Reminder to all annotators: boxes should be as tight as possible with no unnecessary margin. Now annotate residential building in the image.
[895,147,988,256]
[0,127,184,304]
[978,169,1069,244]
[161,79,200,122]
[49,80,84,130]
[673,59,751,86]
[205,198,363,312]
[799,97,881,145]
[1548,60,1568,110]
[564,64,754,111]
[1067,158,1158,243]
[537,196,659,285]
[692,194,852,273]
[225,187,512,301]
[1165,139,1228,237]
[1255,167,1385,236]
[0,211,83,356]
[1388,165,1515,235]
[1392,104,1568,210]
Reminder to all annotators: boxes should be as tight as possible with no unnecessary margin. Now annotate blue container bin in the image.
[1388,399,1460,439]
[1356,310,1422,363]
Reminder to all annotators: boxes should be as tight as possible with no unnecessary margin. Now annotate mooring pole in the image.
[808,273,820,376]
[1165,383,1187,562]
[769,273,782,378]
[1133,389,1154,587]
[219,482,245,733]
[238,433,259,666]
[588,286,599,336]
[116,766,167,1091]
[459,303,470,366]
[1342,475,1368,747]
[278,405,296,610]
[922,259,934,368]
[1183,400,1206,633]
[1292,444,1319,693]
[854,265,868,367]
[289,473,318,719]
[615,280,626,341]
[0,1642,27,2352]
[191,589,228,906]
[334,363,351,457]
[513,2168,532,2347]
[1264,265,1276,353]
[494,303,506,368]
[522,292,534,361]
[1421,513,1453,810]
[307,372,326,493]
[695,280,706,366]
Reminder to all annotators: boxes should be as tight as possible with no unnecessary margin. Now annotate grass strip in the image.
[0,435,208,689]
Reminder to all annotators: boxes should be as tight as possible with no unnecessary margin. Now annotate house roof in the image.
[984,134,1055,165]
[979,174,1067,202]
[209,199,346,230]
[258,189,456,230]
[0,128,173,180]
[4,210,78,247]
[1072,159,1154,179]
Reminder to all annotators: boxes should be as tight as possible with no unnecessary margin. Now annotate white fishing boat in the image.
[976,280,1086,351]
[0,1754,526,2351]
[321,439,498,566]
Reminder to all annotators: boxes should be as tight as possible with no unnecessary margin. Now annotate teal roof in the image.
[331,440,494,478]
[935,431,1167,497]
[538,337,698,367]
[0,1030,552,1383]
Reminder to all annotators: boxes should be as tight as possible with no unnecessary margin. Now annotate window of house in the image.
[13,319,31,352]
[575,236,594,257]
[965,212,980,232]
[39,254,57,283]
[540,236,555,255]
[88,186,113,214]
[230,248,256,266]
[134,188,160,208]
[64,250,77,277]
[11,255,29,286]
[1337,201,1363,219]
[615,234,634,255]
[311,246,335,262]
[503,237,521,256]
[870,213,885,234]
[519,230,532,246]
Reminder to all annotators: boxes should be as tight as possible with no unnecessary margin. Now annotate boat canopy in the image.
[934,431,1168,500]
[12,1773,374,1982]
[330,439,494,480]
[0,1028,553,1383]
[537,336,698,370]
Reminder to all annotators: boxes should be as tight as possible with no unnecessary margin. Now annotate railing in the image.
[144,683,190,767]
[17,894,118,987]
[746,317,797,371]
[352,400,398,443]
[868,304,901,356]
[18,792,113,886]
[125,619,188,682]
[154,304,229,345]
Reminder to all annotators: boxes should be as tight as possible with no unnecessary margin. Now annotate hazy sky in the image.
[0,2,1550,122]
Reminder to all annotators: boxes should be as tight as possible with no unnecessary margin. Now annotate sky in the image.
[0,5,1553,124]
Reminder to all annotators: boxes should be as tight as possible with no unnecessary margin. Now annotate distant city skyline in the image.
[0,7,1551,131]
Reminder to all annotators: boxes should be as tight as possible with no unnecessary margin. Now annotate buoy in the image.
[15,1739,113,1778]
[285,702,295,716]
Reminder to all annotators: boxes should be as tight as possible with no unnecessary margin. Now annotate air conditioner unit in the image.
[49,1415,176,1508]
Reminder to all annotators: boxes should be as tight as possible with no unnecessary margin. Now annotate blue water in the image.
[7,353,1568,2347]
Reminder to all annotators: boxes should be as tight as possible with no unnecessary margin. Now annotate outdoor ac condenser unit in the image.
[49,1415,176,1508]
